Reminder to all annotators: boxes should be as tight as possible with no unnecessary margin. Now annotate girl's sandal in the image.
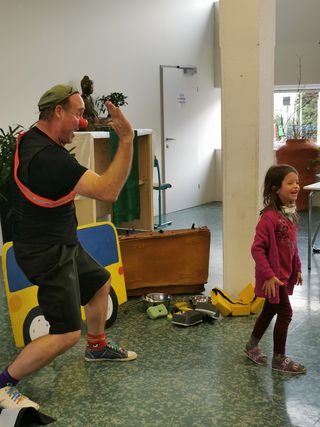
[272,356,307,374]
[244,346,267,365]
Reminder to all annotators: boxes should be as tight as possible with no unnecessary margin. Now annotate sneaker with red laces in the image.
[84,341,137,362]
[0,385,39,410]
[244,346,267,365]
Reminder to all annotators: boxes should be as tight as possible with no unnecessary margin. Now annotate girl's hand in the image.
[262,276,284,298]
[297,271,303,286]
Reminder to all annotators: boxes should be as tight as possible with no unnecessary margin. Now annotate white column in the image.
[220,0,275,295]
[317,93,320,143]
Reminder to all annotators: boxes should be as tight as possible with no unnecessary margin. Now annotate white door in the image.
[161,66,199,213]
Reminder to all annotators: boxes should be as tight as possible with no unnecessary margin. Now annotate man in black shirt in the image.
[0,84,137,410]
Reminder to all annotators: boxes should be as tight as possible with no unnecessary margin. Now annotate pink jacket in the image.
[251,209,301,304]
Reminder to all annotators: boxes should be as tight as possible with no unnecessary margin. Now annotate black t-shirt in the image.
[12,127,87,244]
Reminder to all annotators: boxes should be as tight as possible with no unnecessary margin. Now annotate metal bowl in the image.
[142,292,172,309]
[189,295,211,307]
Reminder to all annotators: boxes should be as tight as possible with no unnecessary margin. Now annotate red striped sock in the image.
[87,333,107,351]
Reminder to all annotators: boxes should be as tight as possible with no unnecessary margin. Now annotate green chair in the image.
[153,155,172,229]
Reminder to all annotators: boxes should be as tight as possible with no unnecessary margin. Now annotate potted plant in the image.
[95,92,128,115]
[0,124,24,242]
[275,93,320,211]
[275,58,320,210]
[95,92,128,130]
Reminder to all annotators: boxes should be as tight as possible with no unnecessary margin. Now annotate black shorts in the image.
[13,241,110,334]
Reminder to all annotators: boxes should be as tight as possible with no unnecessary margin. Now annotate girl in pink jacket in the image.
[245,165,306,374]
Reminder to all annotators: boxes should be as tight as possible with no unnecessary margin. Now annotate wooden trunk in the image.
[119,227,211,296]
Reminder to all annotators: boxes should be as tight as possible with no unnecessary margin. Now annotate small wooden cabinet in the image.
[70,130,154,230]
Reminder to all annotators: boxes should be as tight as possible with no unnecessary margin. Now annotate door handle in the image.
[165,138,176,141]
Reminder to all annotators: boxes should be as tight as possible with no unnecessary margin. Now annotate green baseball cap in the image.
[38,84,79,111]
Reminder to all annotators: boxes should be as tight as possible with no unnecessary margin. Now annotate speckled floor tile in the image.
[0,203,319,427]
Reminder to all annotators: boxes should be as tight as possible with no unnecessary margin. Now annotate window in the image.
[274,85,320,144]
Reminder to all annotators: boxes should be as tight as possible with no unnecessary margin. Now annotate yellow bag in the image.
[211,284,265,317]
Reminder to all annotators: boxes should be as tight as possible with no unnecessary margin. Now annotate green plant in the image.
[288,91,318,139]
[95,92,128,116]
[0,124,24,202]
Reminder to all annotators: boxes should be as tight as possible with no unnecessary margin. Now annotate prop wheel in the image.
[105,286,118,328]
[23,306,50,345]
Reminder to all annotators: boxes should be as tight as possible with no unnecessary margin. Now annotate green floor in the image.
[0,202,320,427]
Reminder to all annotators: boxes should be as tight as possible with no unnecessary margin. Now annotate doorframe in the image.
[159,64,198,213]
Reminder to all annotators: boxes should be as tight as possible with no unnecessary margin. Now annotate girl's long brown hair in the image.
[261,164,298,219]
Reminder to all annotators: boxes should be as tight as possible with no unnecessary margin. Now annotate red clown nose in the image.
[79,117,88,129]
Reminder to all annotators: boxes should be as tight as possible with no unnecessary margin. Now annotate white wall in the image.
[275,0,320,85]
[214,0,320,87]
[0,0,218,210]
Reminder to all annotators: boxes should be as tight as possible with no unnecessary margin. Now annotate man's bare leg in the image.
[7,330,81,380]
[84,279,110,335]
[84,279,137,362]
